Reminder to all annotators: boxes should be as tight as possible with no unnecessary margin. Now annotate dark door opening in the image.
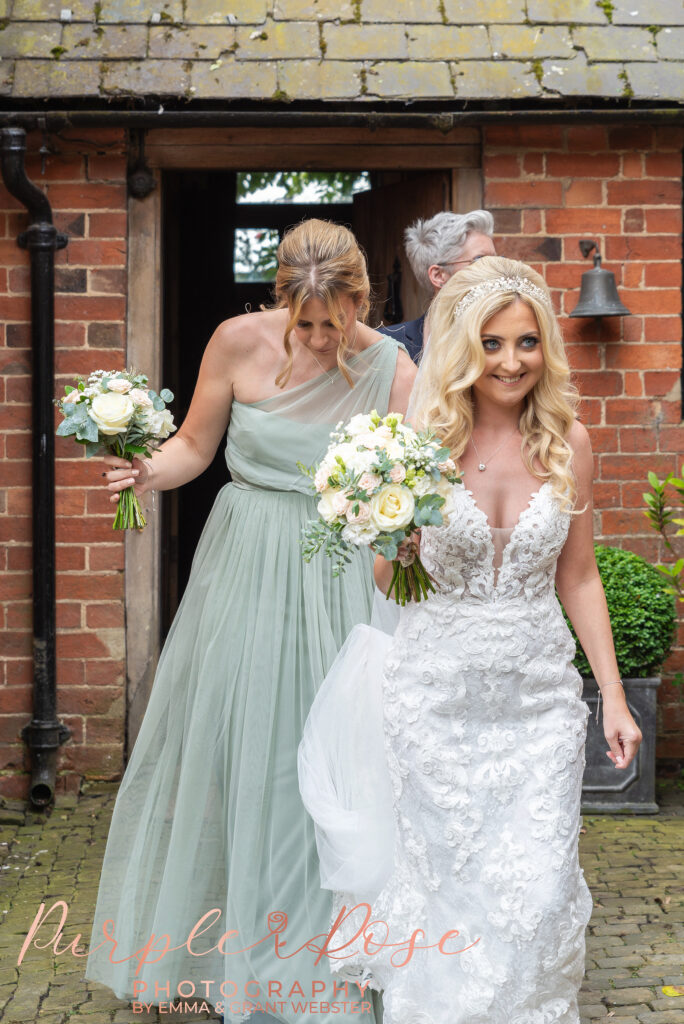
[160,168,453,637]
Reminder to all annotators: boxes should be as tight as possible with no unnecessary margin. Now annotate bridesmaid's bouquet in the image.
[55,368,176,531]
[299,410,460,604]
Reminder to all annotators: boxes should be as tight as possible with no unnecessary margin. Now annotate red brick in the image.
[86,156,127,181]
[0,632,31,657]
[621,152,643,179]
[9,267,30,293]
[575,370,623,397]
[55,490,85,517]
[57,573,123,600]
[483,154,521,177]
[6,546,31,571]
[85,660,124,685]
[6,601,31,629]
[645,208,683,233]
[523,153,544,175]
[644,262,681,288]
[56,459,110,487]
[566,343,602,370]
[618,426,657,453]
[87,212,127,238]
[604,398,663,426]
[53,295,125,321]
[522,209,542,233]
[643,318,681,343]
[623,208,644,233]
[88,544,125,571]
[600,508,652,535]
[607,180,681,206]
[1,295,31,319]
[45,184,126,210]
[565,180,602,206]
[547,208,622,234]
[89,269,126,294]
[608,126,653,150]
[60,686,121,715]
[658,427,684,452]
[644,370,680,396]
[66,240,126,267]
[0,775,30,800]
[24,156,85,182]
[645,152,682,177]
[55,545,86,571]
[56,632,113,659]
[600,453,676,479]
[56,602,82,628]
[55,322,87,347]
[602,344,679,372]
[546,153,619,178]
[60,743,123,777]
[486,125,564,147]
[586,426,619,453]
[85,717,124,744]
[0,686,32,713]
[86,603,124,628]
[619,289,680,316]
[566,125,608,151]
[592,482,620,507]
[577,397,602,424]
[55,350,126,375]
[486,181,562,208]
[56,515,117,544]
[0,573,31,600]
[57,659,86,684]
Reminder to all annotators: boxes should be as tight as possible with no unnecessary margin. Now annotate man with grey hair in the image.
[380,209,496,362]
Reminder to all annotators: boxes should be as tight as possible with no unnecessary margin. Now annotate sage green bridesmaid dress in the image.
[86,337,401,1024]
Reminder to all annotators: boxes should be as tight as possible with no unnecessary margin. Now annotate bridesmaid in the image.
[85,219,416,1024]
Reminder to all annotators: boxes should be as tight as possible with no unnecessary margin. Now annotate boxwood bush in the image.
[563,545,676,678]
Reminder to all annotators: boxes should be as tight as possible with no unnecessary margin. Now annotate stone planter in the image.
[581,677,661,814]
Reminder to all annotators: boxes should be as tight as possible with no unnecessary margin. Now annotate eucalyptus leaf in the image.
[152,397,165,412]
[159,388,174,403]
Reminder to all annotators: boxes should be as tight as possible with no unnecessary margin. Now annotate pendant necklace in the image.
[470,426,519,472]
[308,348,337,386]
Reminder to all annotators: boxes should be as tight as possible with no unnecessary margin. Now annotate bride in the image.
[298,256,642,1024]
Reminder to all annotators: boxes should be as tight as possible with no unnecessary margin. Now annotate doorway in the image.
[160,166,468,634]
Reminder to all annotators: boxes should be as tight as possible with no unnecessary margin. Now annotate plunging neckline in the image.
[462,481,551,593]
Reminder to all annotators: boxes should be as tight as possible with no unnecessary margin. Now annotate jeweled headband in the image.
[452,275,552,319]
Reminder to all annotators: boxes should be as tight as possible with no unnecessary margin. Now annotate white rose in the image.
[436,477,458,515]
[389,464,406,484]
[346,501,371,525]
[89,392,135,435]
[370,484,415,532]
[129,387,153,407]
[317,489,339,525]
[342,521,377,546]
[373,424,393,441]
[141,407,176,439]
[106,377,132,394]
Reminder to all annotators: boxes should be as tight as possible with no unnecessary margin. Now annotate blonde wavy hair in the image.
[272,219,370,388]
[412,255,579,510]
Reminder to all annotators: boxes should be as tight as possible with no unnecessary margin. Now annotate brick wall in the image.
[0,128,128,800]
[484,122,684,759]
[0,121,682,799]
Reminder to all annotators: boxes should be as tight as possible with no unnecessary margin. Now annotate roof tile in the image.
[277,58,364,100]
[454,59,539,98]
[489,25,574,59]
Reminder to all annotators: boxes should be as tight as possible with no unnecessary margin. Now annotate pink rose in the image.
[332,492,352,517]
[346,501,371,525]
[107,378,132,394]
[358,472,382,494]
[438,458,456,474]
[314,467,330,493]
[129,388,153,407]
[389,464,406,483]
[63,390,80,405]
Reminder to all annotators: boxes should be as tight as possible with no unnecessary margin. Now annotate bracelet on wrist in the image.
[594,680,623,723]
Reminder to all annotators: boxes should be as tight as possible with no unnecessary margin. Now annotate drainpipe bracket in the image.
[17,223,68,251]
[21,720,72,750]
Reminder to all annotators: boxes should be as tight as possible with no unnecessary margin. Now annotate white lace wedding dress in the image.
[298,480,593,1024]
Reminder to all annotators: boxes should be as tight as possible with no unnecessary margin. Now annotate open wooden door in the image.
[353,171,451,327]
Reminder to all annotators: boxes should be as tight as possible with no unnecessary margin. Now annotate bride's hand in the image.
[397,529,421,566]
[603,703,642,770]
[101,454,150,505]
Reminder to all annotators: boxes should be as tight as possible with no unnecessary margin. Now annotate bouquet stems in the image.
[112,485,146,531]
[386,556,436,606]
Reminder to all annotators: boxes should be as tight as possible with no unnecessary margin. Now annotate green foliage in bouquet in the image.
[562,545,676,678]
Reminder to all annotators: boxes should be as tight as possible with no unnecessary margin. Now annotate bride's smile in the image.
[472,297,545,410]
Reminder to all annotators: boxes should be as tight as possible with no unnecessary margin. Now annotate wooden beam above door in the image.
[145,126,481,170]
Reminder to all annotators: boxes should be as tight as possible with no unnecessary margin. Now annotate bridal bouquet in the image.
[299,410,460,604]
[55,368,176,531]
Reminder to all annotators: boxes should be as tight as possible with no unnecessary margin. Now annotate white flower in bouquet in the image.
[370,484,415,532]
[299,409,462,604]
[89,392,135,435]
[54,367,176,531]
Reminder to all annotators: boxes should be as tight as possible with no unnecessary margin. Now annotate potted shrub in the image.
[563,545,676,813]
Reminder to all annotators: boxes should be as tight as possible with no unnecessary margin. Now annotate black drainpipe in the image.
[1,126,70,807]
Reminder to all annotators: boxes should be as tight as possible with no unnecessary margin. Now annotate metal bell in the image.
[569,239,631,318]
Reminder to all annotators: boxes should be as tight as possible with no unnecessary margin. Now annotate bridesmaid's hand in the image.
[101,454,149,505]
[603,702,642,770]
[397,528,421,566]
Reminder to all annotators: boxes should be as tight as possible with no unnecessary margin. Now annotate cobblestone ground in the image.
[0,780,683,1024]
